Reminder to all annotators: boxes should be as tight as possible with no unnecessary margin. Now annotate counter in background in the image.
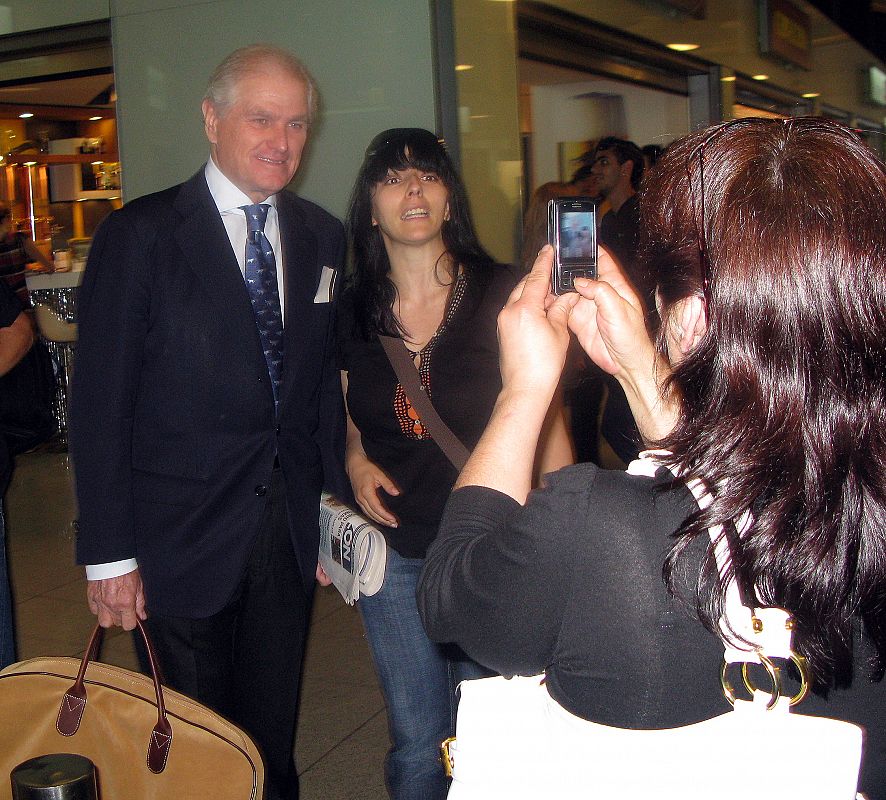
[25,269,83,439]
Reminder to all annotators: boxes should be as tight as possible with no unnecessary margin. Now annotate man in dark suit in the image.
[69,45,347,800]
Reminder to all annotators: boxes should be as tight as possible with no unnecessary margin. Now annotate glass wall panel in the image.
[451,0,522,265]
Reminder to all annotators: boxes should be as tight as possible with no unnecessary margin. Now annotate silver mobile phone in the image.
[548,198,597,295]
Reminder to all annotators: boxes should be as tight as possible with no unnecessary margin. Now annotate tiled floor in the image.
[5,450,389,799]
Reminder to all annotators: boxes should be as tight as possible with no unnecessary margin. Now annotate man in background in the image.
[70,45,347,800]
[589,136,647,465]
[0,205,54,306]
[590,136,649,301]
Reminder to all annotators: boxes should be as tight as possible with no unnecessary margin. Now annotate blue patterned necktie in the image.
[241,203,284,407]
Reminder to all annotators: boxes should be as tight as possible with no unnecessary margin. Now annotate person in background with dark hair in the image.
[521,178,603,464]
[418,117,886,798]
[0,279,35,669]
[590,136,647,303]
[589,136,647,464]
[569,164,600,199]
[0,206,53,306]
[339,128,573,800]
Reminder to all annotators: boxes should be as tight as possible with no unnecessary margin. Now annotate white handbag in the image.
[443,453,865,800]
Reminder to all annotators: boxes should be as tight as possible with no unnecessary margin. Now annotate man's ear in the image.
[202,99,218,144]
[677,295,707,355]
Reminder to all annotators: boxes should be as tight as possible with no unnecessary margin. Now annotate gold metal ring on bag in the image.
[787,652,810,706]
[720,653,780,709]
[739,651,811,707]
[441,737,455,777]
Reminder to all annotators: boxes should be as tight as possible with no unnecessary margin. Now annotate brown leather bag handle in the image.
[57,620,173,773]
[378,334,470,470]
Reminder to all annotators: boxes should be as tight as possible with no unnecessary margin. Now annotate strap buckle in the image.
[440,737,455,777]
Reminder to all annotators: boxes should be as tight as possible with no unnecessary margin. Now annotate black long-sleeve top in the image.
[417,463,886,797]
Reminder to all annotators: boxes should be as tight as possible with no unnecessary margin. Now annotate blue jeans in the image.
[359,547,489,800]
[0,502,15,669]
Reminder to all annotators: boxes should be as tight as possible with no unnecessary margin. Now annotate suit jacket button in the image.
[254,485,267,497]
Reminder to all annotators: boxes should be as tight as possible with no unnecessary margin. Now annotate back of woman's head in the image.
[642,118,886,688]
[346,128,493,338]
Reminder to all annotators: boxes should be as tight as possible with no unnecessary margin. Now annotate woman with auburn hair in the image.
[418,118,886,797]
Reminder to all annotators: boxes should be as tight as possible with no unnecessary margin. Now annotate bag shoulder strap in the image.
[378,334,470,471]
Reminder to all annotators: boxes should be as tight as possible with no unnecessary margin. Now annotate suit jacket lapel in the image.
[172,172,269,379]
[277,191,320,402]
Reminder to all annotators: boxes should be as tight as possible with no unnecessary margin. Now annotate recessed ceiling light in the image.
[752,74,769,81]
[455,64,474,71]
[89,116,103,121]
[802,92,820,98]
[721,76,737,82]
[18,112,33,119]
[666,43,700,52]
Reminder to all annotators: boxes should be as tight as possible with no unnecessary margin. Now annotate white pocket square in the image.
[313,266,337,303]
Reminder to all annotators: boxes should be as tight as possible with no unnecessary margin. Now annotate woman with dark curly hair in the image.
[419,118,886,798]
[338,128,572,799]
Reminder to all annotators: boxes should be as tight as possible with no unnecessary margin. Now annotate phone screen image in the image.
[558,210,595,261]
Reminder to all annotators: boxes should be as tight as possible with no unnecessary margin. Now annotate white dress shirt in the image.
[204,157,286,318]
[86,158,287,581]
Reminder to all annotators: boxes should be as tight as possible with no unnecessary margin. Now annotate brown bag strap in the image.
[58,621,173,774]
[378,334,470,471]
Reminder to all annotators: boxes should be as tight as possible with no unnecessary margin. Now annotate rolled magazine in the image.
[319,492,387,604]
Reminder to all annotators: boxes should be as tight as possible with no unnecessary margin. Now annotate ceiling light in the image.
[802,92,820,98]
[666,43,699,52]
[455,64,474,71]
[18,112,33,119]
[23,161,36,166]
[89,116,103,121]
[752,74,769,81]
[91,161,104,166]
[721,76,737,82]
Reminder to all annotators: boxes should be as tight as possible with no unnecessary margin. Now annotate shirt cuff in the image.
[85,558,139,581]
